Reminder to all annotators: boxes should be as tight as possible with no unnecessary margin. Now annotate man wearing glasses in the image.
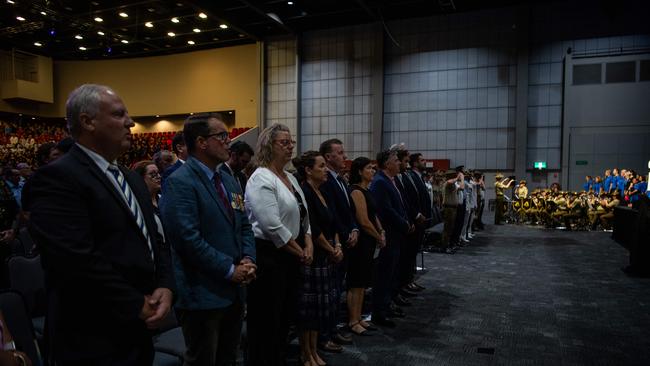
[161,113,256,366]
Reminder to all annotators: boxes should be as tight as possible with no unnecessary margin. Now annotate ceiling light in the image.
[171,17,179,23]
[94,17,103,22]
[79,46,87,50]
[31,117,36,120]
[97,31,105,35]
[167,32,175,37]
[288,1,294,4]
[7,0,15,4]
[155,115,160,117]
[121,40,129,44]
[75,35,83,39]
[119,12,128,18]
[147,8,155,12]
[187,40,195,45]
[198,12,207,19]
[219,24,228,29]
[145,22,153,28]
[34,42,42,47]
[16,16,26,21]
[193,28,201,33]
[40,11,46,15]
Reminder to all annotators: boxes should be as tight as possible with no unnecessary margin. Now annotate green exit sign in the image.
[576,160,588,166]
[534,161,547,169]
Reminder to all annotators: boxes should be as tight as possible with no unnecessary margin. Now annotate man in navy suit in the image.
[319,138,357,347]
[219,140,254,194]
[370,149,413,327]
[29,84,174,365]
[161,114,256,366]
[161,132,187,190]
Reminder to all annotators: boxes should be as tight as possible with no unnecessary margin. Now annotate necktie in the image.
[214,172,234,221]
[336,175,350,205]
[107,165,153,259]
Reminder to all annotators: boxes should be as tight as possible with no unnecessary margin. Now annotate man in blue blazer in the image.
[160,132,187,190]
[370,149,413,327]
[161,113,256,366]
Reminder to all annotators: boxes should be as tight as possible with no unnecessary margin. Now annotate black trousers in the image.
[397,229,423,288]
[247,239,298,366]
[177,299,243,366]
[372,239,400,318]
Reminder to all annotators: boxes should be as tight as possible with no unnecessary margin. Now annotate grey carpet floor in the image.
[316,223,650,366]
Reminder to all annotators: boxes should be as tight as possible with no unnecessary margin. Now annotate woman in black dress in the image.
[347,157,385,335]
[294,151,342,366]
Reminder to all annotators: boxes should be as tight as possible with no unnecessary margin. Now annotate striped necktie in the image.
[107,165,153,259]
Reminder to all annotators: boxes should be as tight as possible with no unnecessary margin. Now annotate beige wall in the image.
[1,44,260,129]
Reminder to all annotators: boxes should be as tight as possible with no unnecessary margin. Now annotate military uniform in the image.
[494,173,514,225]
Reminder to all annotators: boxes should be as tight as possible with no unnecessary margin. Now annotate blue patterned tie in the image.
[107,165,153,259]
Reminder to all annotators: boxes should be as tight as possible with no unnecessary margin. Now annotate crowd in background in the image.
[582,168,649,207]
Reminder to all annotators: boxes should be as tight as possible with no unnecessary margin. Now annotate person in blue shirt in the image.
[602,169,613,193]
[610,168,620,193]
[583,175,593,192]
[617,169,628,198]
[592,176,603,196]
[630,176,647,209]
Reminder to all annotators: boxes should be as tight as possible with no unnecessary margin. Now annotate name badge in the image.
[231,193,245,211]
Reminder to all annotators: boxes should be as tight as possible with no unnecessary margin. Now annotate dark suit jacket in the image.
[28,145,175,361]
[161,159,183,191]
[320,171,357,244]
[161,157,255,310]
[406,170,433,221]
[370,171,410,241]
[395,173,417,222]
[219,163,248,195]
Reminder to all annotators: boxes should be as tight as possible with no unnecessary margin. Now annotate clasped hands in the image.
[231,258,257,285]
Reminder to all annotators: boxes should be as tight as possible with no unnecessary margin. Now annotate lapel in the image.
[71,146,150,244]
[328,171,350,208]
[188,157,233,225]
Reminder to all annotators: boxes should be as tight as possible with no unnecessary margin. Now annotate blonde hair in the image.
[255,123,291,167]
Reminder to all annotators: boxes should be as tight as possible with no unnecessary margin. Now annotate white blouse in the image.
[245,167,311,248]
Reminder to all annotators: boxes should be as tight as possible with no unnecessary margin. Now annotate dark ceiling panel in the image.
[1,0,527,60]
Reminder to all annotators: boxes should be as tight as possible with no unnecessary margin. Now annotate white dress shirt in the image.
[245,167,311,248]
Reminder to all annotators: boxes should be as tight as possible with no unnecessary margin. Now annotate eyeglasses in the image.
[147,172,161,179]
[275,139,296,147]
[204,131,229,142]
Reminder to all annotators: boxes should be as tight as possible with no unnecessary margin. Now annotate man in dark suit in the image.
[319,138,357,349]
[28,84,175,366]
[161,132,187,190]
[370,149,413,328]
[402,153,433,292]
[161,114,256,366]
[219,140,254,194]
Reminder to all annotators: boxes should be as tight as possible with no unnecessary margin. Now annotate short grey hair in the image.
[255,123,291,167]
[66,84,112,138]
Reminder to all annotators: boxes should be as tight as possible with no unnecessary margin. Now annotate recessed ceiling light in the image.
[187,40,195,45]
[167,32,175,37]
[7,0,15,4]
[171,17,179,23]
[119,12,128,18]
[176,2,183,6]
[32,117,36,120]
[40,11,46,15]
[16,16,26,21]
[75,35,83,39]
[121,28,128,32]
[97,31,105,35]
[212,37,219,41]
[145,22,153,28]
[147,8,155,13]
[219,24,228,29]
[79,46,87,50]
[155,115,160,117]
[121,39,129,44]
[239,34,245,37]
[94,17,103,22]
[193,28,201,33]
[34,42,42,46]
[288,1,294,4]
[198,12,207,19]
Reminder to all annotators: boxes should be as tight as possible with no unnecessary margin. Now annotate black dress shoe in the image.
[410,282,426,291]
[399,288,418,298]
[393,295,411,307]
[333,332,353,345]
[372,316,396,328]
